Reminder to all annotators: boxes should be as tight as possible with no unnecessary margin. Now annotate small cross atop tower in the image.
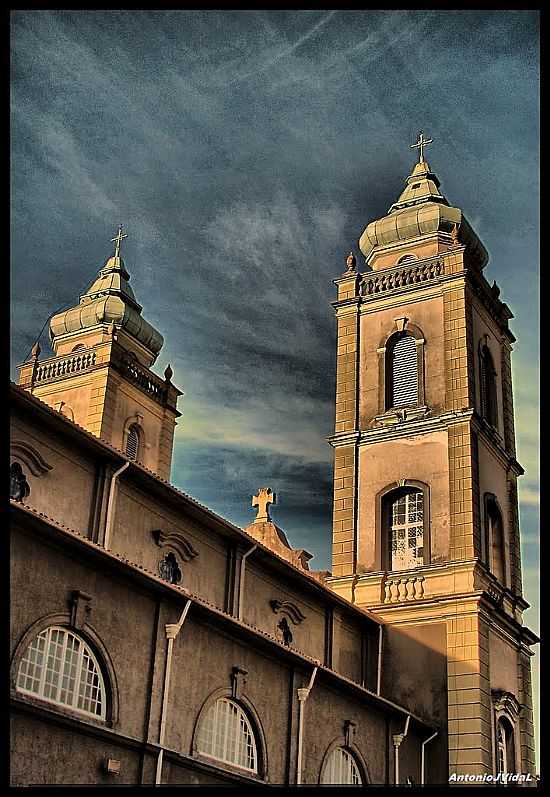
[252,487,276,523]
[411,130,433,164]
[111,225,128,258]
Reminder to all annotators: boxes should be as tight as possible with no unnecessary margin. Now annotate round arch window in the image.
[196,697,258,773]
[16,626,106,720]
[321,746,363,784]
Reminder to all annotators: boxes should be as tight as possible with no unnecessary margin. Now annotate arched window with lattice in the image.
[321,747,363,785]
[15,626,107,720]
[195,697,259,774]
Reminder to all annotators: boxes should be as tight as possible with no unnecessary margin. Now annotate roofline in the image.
[10,382,381,629]
[10,500,434,732]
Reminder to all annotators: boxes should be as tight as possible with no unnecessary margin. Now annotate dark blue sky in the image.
[11,8,539,743]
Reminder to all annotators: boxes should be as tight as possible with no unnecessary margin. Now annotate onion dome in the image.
[49,227,164,359]
[359,148,488,271]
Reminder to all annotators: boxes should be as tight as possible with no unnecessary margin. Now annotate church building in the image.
[10,136,537,785]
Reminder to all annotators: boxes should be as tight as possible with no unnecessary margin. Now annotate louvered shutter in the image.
[126,425,140,460]
[389,334,418,408]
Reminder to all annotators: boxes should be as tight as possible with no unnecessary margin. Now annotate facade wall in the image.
[11,416,96,534]
[10,515,429,786]
[357,431,450,571]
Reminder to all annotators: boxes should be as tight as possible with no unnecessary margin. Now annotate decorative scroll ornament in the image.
[10,463,30,502]
[269,599,306,625]
[69,590,93,630]
[10,440,53,476]
[152,529,199,562]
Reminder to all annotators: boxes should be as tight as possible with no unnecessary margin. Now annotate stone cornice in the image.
[357,408,474,445]
[471,413,524,475]
[327,430,360,448]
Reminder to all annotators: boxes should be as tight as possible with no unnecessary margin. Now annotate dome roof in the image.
[358,159,488,269]
[49,250,164,356]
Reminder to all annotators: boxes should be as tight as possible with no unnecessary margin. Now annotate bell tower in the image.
[328,135,537,779]
[18,226,182,481]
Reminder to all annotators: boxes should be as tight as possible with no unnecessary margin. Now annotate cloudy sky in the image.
[11,9,539,749]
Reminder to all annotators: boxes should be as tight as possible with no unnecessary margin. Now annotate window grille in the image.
[388,334,418,408]
[16,626,106,719]
[196,697,258,773]
[390,490,424,571]
[321,747,362,784]
[126,424,140,461]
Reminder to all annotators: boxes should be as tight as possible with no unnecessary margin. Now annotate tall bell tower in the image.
[18,226,182,481]
[328,135,537,779]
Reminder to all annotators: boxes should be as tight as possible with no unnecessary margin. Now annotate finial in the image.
[345,251,356,273]
[411,130,433,164]
[164,363,173,382]
[252,487,276,523]
[111,224,128,258]
[30,341,41,360]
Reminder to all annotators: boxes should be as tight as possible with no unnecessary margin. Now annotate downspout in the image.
[237,544,257,620]
[393,713,410,785]
[156,599,192,785]
[376,624,383,695]
[421,731,438,785]
[103,461,130,549]
[296,665,319,785]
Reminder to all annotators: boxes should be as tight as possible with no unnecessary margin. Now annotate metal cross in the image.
[252,487,276,523]
[111,225,128,258]
[410,131,433,164]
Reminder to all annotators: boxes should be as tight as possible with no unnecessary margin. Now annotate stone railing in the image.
[34,351,97,383]
[361,260,444,297]
[383,574,425,603]
[120,357,167,405]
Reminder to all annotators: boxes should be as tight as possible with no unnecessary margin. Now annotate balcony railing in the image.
[34,351,97,383]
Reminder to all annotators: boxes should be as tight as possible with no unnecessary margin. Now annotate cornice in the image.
[358,408,474,445]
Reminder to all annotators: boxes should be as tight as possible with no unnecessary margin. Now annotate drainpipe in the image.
[296,665,319,785]
[103,461,130,549]
[393,713,410,785]
[421,731,438,785]
[237,544,257,620]
[376,624,383,695]
[156,599,192,785]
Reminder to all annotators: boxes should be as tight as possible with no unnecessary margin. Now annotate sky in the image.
[11,9,539,757]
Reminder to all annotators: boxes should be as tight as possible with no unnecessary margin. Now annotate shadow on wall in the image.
[382,621,449,785]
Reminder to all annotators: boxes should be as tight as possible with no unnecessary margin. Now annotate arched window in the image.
[480,344,498,428]
[16,626,106,720]
[389,487,425,571]
[126,424,141,461]
[397,253,418,264]
[196,697,258,773]
[386,333,418,409]
[484,495,506,584]
[496,717,516,776]
[321,747,363,785]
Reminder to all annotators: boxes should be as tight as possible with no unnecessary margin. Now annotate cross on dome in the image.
[252,487,276,523]
[111,225,128,258]
[410,131,433,164]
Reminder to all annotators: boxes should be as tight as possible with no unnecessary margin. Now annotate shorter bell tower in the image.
[18,226,182,481]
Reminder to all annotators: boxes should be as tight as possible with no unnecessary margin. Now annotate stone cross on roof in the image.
[252,487,276,523]
[111,225,128,258]
[410,130,433,164]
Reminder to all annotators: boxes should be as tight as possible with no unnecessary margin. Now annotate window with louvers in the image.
[126,424,140,461]
[387,334,418,408]
[480,345,498,427]
[321,747,363,784]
